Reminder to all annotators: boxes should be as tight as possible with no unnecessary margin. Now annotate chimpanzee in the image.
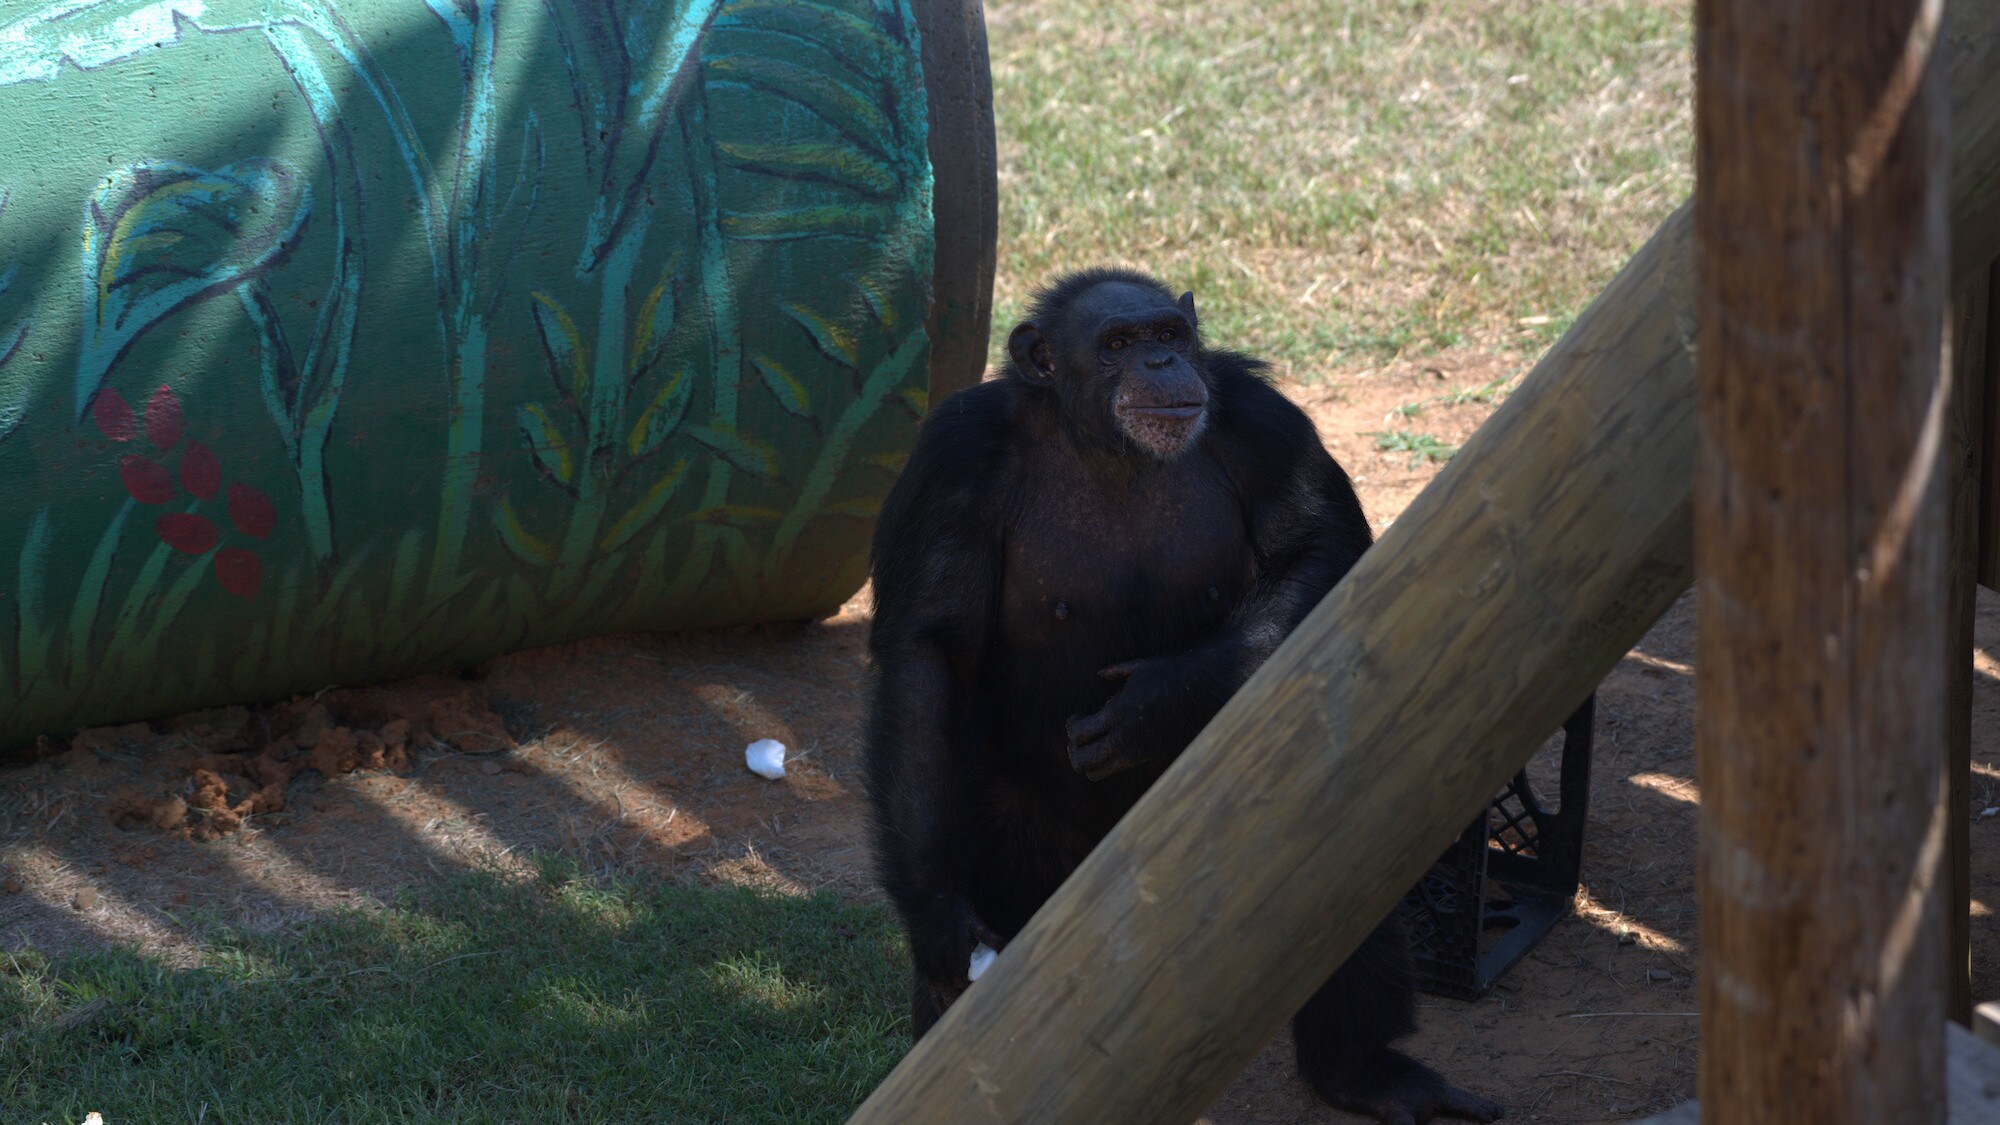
[863,268,1503,1124]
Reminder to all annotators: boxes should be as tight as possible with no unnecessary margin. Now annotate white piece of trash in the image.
[968,942,998,982]
[745,738,787,780]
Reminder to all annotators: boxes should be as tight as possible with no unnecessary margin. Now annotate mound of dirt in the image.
[76,676,516,842]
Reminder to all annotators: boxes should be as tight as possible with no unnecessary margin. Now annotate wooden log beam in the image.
[1947,274,1990,1026]
[1637,1022,2000,1123]
[847,2,2000,1120]
[1695,0,1951,1119]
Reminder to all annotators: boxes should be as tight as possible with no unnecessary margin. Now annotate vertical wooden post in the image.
[1695,0,1950,1119]
[1946,274,1990,1026]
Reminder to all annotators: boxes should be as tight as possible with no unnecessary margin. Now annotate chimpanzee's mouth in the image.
[1131,404,1205,420]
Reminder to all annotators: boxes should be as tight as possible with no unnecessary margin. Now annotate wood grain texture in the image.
[1639,1023,2000,1123]
[1695,0,1949,1120]
[847,2,2000,1121]
[916,0,998,406]
[1948,273,1990,1026]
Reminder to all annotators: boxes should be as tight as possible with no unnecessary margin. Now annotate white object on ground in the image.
[1982,806,1999,819]
[745,738,787,780]
[968,942,998,982]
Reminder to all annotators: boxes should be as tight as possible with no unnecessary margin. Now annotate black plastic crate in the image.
[1398,694,1595,1000]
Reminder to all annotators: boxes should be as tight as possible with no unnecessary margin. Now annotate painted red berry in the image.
[227,482,276,539]
[214,548,262,598]
[92,389,136,441]
[144,385,183,448]
[181,440,221,500]
[119,455,175,504]
[155,512,218,554]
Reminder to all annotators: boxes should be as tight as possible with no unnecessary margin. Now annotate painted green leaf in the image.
[631,289,674,383]
[714,141,896,197]
[753,355,813,417]
[495,498,555,567]
[0,316,26,444]
[517,403,577,490]
[857,268,900,332]
[706,54,892,154]
[720,205,891,242]
[77,159,310,421]
[824,496,884,519]
[628,369,694,457]
[897,386,929,416]
[784,302,861,368]
[629,251,683,378]
[865,450,910,474]
[529,292,590,404]
[600,459,691,553]
[689,424,781,479]
[682,504,785,527]
[714,1,901,79]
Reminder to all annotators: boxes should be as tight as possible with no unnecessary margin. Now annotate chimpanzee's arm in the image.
[1065,354,1371,780]
[1202,350,1374,678]
[863,386,1010,975]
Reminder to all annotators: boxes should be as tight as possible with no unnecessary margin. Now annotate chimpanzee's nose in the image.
[1144,351,1174,369]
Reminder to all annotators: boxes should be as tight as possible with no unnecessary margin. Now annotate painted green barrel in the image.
[0,0,995,751]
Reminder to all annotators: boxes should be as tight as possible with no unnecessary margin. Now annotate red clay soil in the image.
[3,355,1997,1123]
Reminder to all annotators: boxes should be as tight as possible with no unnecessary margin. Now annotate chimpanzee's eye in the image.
[1105,336,1126,351]
[1158,328,1176,342]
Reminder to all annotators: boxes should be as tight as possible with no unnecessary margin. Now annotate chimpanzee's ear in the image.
[1178,291,1198,331]
[1008,322,1056,384]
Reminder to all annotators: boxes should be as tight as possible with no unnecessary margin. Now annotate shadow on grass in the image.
[0,857,909,1124]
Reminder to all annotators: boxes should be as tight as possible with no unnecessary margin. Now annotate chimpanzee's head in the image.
[1006,269,1209,459]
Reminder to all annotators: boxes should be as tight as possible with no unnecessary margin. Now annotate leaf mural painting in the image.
[76,159,311,422]
[0,0,946,749]
[0,189,26,445]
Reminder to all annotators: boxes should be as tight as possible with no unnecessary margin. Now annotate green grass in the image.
[1369,429,1460,466]
[988,0,1692,379]
[1391,374,1516,417]
[0,858,909,1124]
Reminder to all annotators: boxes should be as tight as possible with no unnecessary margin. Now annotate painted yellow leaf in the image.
[517,403,575,486]
[720,205,891,242]
[496,498,555,566]
[689,424,781,479]
[753,355,813,417]
[530,292,590,402]
[682,504,785,527]
[857,269,898,332]
[824,496,884,519]
[600,459,690,553]
[629,369,692,456]
[714,141,897,197]
[784,303,860,367]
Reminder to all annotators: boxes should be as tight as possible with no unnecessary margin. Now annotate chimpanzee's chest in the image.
[998,451,1254,652]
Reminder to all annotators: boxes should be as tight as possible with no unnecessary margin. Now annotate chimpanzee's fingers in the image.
[1098,661,1140,681]
[968,918,1008,951]
[1065,710,1113,745]
[1080,748,1139,781]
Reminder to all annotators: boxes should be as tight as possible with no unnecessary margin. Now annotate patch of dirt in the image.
[4,357,1998,1124]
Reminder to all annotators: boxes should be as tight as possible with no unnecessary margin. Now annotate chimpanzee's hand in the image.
[909,894,1007,987]
[1066,656,1198,780]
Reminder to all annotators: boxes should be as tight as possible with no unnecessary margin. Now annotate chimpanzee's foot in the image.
[909,974,968,1041]
[1299,1047,1503,1125]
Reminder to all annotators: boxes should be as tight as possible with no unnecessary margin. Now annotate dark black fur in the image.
[863,269,1501,1124]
